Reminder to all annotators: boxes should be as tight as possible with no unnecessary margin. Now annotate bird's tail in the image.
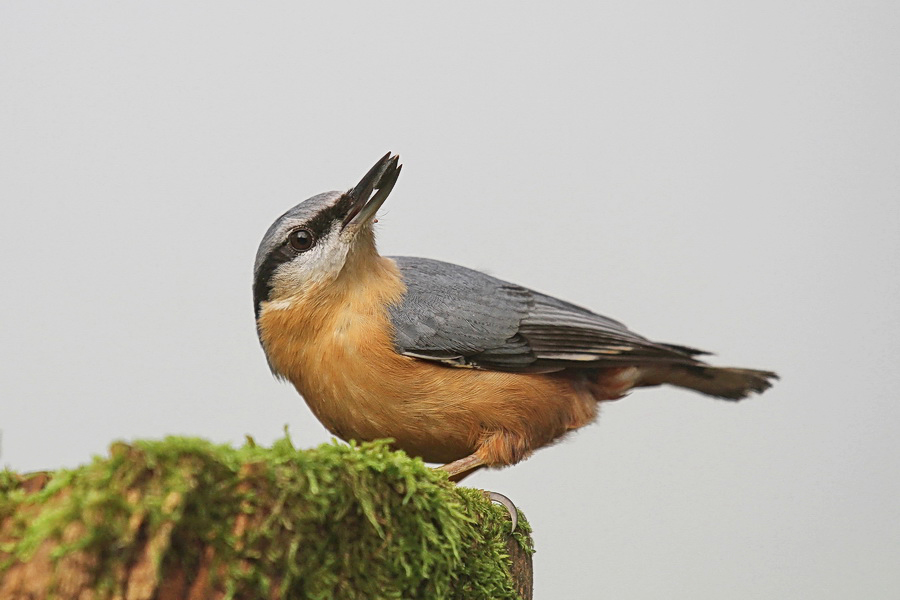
[636,364,778,401]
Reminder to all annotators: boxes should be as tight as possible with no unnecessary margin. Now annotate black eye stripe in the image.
[302,193,353,239]
[253,194,354,319]
[253,241,295,319]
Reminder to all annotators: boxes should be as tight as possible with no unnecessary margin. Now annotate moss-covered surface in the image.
[0,436,532,599]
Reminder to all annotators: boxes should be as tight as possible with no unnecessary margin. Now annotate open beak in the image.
[341,152,402,232]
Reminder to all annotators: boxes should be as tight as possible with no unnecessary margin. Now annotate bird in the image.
[253,153,777,489]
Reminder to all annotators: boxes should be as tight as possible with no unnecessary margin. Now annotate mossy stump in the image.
[0,437,532,599]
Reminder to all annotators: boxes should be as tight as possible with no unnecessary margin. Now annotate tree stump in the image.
[0,437,532,599]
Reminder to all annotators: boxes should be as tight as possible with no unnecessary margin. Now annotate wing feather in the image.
[388,257,703,372]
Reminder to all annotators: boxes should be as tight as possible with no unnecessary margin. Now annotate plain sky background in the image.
[2,3,898,598]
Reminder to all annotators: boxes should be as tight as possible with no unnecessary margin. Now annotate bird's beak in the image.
[341,152,402,233]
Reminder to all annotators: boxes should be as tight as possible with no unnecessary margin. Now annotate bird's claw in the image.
[485,490,518,532]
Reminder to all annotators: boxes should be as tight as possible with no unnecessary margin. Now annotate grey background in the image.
[2,3,898,598]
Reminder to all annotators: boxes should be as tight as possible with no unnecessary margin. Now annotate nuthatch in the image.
[254,153,777,487]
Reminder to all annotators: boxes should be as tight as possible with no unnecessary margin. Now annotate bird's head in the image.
[253,153,401,318]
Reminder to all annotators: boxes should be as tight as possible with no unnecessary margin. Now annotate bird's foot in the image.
[484,490,518,532]
[437,454,517,531]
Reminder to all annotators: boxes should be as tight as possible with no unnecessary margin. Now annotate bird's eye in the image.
[288,228,315,252]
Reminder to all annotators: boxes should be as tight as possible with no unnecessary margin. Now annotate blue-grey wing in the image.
[388,257,704,372]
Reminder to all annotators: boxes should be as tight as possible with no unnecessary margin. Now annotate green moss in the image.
[0,469,23,523]
[0,436,531,599]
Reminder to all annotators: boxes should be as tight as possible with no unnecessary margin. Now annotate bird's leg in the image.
[439,453,485,478]
[438,453,518,531]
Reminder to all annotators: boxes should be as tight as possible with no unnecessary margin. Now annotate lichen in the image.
[0,435,531,599]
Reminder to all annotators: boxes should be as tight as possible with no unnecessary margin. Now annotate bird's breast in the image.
[257,285,472,460]
[255,257,601,465]
[255,259,467,457]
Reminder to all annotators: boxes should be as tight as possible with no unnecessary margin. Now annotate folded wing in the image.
[388,257,707,373]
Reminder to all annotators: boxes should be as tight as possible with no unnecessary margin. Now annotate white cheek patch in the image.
[264,298,297,311]
[269,223,349,298]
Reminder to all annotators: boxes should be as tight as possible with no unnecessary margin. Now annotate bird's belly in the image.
[292,357,482,463]
[293,351,602,465]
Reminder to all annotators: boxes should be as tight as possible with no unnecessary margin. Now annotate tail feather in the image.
[637,364,778,401]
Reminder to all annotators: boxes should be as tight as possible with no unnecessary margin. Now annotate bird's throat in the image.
[256,255,406,386]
